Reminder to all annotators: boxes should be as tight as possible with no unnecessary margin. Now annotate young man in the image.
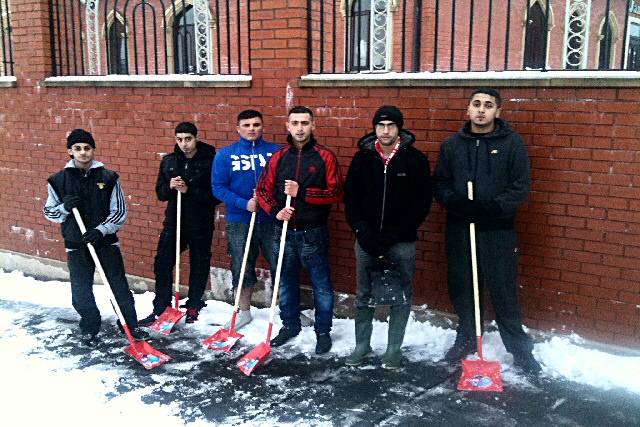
[344,106,432,369]
[434,88,542,376]
[212,110,280,329]
[139,122,219,326]
[256,106,344,355]
[44,129,148,345]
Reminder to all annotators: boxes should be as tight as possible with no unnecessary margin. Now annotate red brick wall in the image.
[1,0,639,347]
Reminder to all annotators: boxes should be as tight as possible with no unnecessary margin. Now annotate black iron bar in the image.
[504,0,511,70]
[226,0,230,74]
[356,0,361,71]
[151,6,158,73]
[69,0,77,75]
[450,0,456,71]
[215,0,221,73]
[468,0,474,71]
[247,0,251,74]
[332,0,336,73]
[237,0,241,74]
[104,2,110,74]
[486,0,492,70]
[542,0,549,71]
[54,0,63,75]
[181,0,188,73]
[412,0,422,72]
[48,0,57,75]
[62,0,70,75]
[401,0,407,71]
[603,0,611,69]
[621,0,631,69]
[320,0,324,73]
[344,0,349,72]
[433,0,439,71]
[307,0,313,73]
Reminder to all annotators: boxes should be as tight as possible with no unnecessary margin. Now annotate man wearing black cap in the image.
[344,106,432,369]
[44,129,148,345]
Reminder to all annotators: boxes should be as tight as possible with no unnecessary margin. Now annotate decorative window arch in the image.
[563,0,591,70]
[165,0,212,74]
[523,0,554,70]
[105,12,128,75]
[342,0,398,72]
[597,12,619,70]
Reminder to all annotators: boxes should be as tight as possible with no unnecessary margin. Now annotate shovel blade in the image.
[237,341,270,376]
[150,307,185,335]
[125,340,171,370]
[202,328,244,351]
[457,358,503,392]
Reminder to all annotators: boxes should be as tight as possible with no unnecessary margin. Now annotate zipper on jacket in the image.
[292,147,303,230]
[380,162,388,232]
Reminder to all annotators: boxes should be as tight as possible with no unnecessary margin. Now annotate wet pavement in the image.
[6,299,640,427]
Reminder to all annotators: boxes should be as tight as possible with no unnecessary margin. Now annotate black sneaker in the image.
[270,327,300,347]
[80,332,99,347]
[130,327,150,341]
[315,333,332,355]
[185,307,200,324]
[116,320,150,340]
[513,352,542,377]
[443,335,476,363]
[138,313,158,327]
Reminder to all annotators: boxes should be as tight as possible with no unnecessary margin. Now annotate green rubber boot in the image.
[345,307,375,366]
[382,305,411,370]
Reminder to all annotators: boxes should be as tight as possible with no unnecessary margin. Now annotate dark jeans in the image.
[276,225,334,335]
[153,225,213,314]
[355,240,416,309]
[446,221,533,355]
[226,221,276,289]
[67,245,138,334]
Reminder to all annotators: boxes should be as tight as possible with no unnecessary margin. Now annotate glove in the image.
[82,229,103,245]
[62,194,81,212]
[356,227,386,258]
[447,193,482,219]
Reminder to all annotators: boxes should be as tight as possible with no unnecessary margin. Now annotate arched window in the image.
[107,17,128,74]
[173,5,196,74]
[598,16,615,70]
[349,0,371,71]
[523,2,547,69]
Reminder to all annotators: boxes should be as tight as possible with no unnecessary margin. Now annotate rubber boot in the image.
[345,307,375,366]
[382,305,411,370]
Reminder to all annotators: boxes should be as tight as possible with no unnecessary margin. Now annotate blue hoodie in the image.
[212,137,280,223]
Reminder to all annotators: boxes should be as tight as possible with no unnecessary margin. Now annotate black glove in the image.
[62,194,81,212]
[447,193,482,219]
[356,227,386,258]
[82,229,103,244]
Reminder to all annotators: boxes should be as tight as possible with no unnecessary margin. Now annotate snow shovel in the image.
[72,208,170,370]
[457,181,503,392]
[151,190,186,334]
[203,209,257,350]
[237,195,291,376]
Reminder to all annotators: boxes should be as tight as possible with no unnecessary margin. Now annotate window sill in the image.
[0,76,17,87]
[299,70,640,88]
[42,74,252,88]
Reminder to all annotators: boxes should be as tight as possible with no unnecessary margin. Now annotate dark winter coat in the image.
[156,141,220,229]
[433,118,530,229]
[256,135,344,230]
[344,129,433,243]
[47,165,119,249]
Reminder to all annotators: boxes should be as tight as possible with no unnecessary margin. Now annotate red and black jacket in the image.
[256,135,344,230]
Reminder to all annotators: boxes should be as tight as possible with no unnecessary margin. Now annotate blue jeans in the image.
[67,245,138,334]
[226,221,276,289]
[275,225,334,335]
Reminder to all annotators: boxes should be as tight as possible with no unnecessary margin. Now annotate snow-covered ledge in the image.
[300,70,640,88]
[42,74,252,88]
[0,76,17,87]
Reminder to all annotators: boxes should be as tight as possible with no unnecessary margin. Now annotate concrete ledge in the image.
[0,76,17,87]
[299,70,640,88]
[42,74,252,88]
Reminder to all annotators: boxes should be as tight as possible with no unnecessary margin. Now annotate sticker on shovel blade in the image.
[238,358,259,371]
[158,321,174,332]
[141,354,162,369]
[468,375,495,389]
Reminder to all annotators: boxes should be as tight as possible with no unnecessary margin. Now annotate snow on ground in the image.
[1,268,639,426]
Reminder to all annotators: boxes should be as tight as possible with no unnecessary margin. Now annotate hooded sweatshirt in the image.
[433,118,530,229]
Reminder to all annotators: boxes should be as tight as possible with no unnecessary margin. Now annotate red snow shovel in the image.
[151,191,186,334]
[203,210,257,350]
[72,209,170,370]
[237,195,291,376]
[457,182,503,392]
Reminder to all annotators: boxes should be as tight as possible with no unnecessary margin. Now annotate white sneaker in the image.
[224,310,252,330]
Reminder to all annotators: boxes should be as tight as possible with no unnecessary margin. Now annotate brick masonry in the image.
[0,0,639,347]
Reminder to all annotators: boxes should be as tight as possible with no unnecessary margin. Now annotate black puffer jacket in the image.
[156,141,220,229]
[344,129,432,243]
[433,118,530,229]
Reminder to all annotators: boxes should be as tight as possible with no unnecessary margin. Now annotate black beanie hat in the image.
[372,105,403,130]
[67,129,96,149]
